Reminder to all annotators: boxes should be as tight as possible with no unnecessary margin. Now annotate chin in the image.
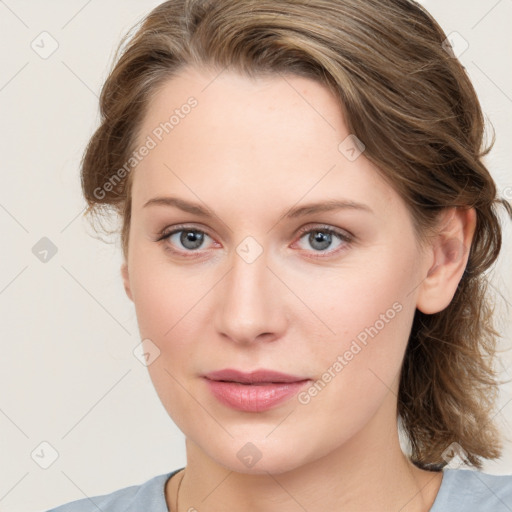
[196,431,330,476]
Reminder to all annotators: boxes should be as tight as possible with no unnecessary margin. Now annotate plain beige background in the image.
[0,1,511,511]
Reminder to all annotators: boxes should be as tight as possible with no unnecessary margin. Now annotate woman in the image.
[47,0,512,510]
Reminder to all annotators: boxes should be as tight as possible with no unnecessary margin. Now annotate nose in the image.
[213,242,287,346]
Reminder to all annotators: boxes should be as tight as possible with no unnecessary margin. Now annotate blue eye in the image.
[156,224,353,258]
[295,226,352,256]
[158,227,213,253]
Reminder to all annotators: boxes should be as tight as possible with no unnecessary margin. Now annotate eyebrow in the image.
[142,196,374,218]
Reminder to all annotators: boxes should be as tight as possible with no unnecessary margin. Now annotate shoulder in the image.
[431,468,512,511]
[44,470,180,512]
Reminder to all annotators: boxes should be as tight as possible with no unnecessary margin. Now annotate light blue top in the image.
[44,467,512,511]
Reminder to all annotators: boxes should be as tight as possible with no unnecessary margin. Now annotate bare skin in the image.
[121,66,476,512]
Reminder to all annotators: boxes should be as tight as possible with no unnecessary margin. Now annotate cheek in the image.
[127,250,207,408]
[131,270,202,430]
[296,243,419,398]
[128,245,199,339]
[300,243,418,345]
[292,295,414,449]
[131,280,172,340]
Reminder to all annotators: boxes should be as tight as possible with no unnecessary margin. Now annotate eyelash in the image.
[155,224,354,259]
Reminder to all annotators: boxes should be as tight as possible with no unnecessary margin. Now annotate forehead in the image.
[131,66,398,216]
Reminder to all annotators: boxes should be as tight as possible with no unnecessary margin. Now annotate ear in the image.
[416,207,476,315]
[121,262,133,302]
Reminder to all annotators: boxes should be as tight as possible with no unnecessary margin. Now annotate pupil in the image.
[181,230,203,249]
[311,231,331,251]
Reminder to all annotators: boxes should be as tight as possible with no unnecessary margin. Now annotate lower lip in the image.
[204,378,311,412]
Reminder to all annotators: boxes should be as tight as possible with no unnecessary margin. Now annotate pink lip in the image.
[203,368,311,412]
[204,368,308,383]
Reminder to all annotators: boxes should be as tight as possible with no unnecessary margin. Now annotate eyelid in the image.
[292,223,353,258]
[157,223,353,241]
[295,223,353,240]
[156,222,354,258]
[156,223,218,249]
[157,223,213,240]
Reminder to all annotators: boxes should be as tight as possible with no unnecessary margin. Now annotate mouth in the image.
[215,381,287,386]
[204,368,309,384]
[202,368,312,412]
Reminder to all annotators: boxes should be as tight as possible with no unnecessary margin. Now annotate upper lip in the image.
[204,368,309,384]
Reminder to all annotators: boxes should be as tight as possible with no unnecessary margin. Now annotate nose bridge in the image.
[214,236,283,343]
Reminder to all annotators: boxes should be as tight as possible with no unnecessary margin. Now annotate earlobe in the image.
[121,262,133,302]
[416,207,476,315]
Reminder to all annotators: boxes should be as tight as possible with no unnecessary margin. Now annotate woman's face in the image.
[122,66,433,474]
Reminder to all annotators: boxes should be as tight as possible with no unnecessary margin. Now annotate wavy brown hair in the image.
[81,0,512,470]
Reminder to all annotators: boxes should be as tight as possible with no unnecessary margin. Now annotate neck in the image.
[167,399,443,512]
